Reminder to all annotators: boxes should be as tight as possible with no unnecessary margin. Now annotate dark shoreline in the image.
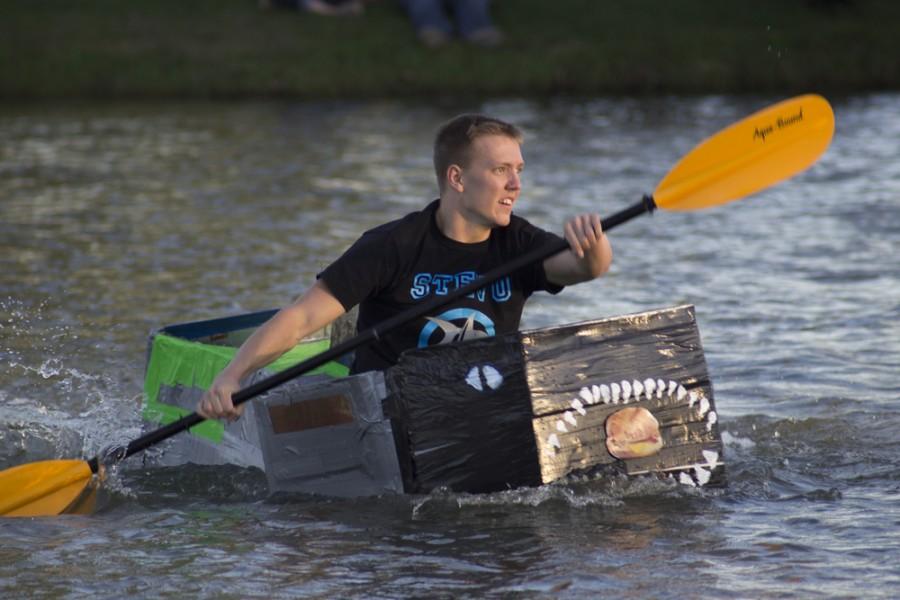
[2,0,898,100]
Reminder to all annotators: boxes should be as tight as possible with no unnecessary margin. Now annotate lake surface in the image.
[1,95,898,598]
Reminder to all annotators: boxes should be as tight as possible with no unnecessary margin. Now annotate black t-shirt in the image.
[318,200,565,373]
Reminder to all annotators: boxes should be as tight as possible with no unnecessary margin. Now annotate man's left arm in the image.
[543,214,613,286]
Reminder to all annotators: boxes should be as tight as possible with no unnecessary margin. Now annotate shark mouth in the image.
[539,378,722,488]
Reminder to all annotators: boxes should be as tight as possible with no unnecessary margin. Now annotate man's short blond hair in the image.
[433,114,523,192]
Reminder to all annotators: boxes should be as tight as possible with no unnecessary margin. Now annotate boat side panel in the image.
[385,335,542,494]
[524,305,724,486]
[254,371,404,497]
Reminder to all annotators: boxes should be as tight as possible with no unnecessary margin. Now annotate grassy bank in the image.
[2,0,898,99]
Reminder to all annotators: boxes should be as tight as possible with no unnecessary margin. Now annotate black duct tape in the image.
[384,305,725,493]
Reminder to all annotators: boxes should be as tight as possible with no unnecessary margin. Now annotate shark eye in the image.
[465,364,504,391]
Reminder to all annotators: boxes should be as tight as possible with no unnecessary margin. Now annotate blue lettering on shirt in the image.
[431,274,454,295]
[411,273,431,299]
[456,271,485,302]
[491,276,511,302]
[409,272,511,303]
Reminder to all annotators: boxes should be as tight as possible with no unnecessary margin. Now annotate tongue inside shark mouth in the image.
[605,406,663,460]
[535,378,722,487]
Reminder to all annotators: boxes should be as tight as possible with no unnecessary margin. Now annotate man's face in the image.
[457,134,524,229]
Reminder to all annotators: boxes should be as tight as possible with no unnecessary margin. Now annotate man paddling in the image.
[198,114,613,421]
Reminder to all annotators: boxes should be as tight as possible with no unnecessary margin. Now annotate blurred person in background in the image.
[399,0,505,47]
[260,0,366,17]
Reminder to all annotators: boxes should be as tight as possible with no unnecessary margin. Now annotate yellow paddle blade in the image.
[0,459,93,517]
[654,94,835,211]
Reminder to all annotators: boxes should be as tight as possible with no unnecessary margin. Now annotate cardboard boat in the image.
[141,305,725,496]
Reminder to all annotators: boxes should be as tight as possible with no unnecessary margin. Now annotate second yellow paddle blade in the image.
[0,459,93,517]
[654,94,835,211]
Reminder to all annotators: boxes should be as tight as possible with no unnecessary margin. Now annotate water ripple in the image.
[1,95,899,598]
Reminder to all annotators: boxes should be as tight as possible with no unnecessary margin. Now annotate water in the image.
[1,95,899,598]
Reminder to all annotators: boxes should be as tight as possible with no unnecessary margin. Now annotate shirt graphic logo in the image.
[417,308,496,348]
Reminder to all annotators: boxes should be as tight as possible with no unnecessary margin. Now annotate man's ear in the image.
[447,164,464,193]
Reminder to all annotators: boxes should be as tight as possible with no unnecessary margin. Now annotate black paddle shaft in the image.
[90,195,657,473]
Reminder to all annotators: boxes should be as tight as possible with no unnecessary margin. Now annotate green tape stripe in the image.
[142,334,349,443]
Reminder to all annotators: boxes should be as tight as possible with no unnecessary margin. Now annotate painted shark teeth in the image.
[702,450,719,468]
[546,378,717,463]
[632,379,643,400]
[665,448,722,487]
[579,387,594,405]
[698,396,710,417]
[655,431,720,489]
[599,384,611,404]
[694,466,712,486]
[706,410,717,431]
[571,398,587,416]
[672,464,715,488]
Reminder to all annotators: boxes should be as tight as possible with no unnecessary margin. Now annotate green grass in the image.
[1,0,898,99]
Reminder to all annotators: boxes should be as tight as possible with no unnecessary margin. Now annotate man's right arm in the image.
[196,280,346,421]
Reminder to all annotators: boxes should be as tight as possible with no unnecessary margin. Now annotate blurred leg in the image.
[399,0,453,35]
[451,0,494,37]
